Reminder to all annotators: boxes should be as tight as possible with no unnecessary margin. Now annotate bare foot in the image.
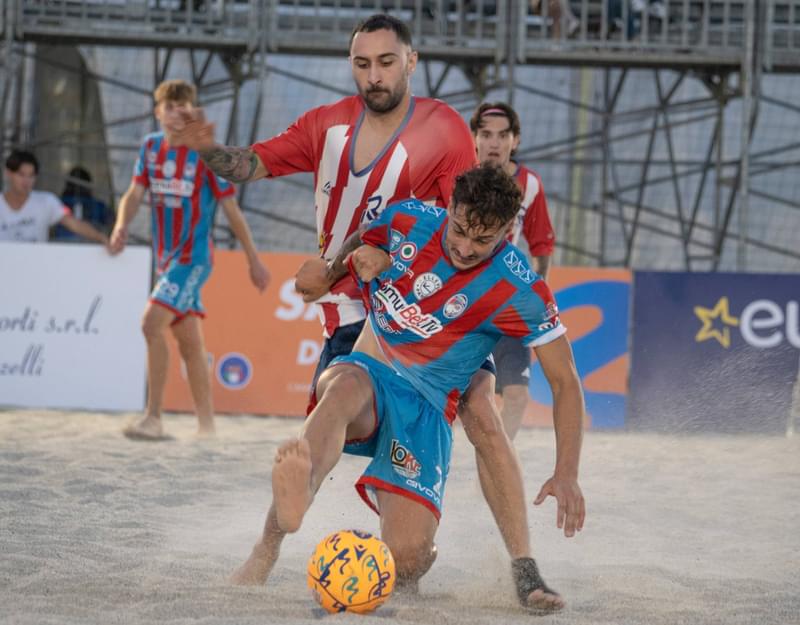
[513,557,565,613]
[524,587,565,613]
[229,542,279,586]
[272,438,313,533]
[123,415,165,441]
[195,424,216,439]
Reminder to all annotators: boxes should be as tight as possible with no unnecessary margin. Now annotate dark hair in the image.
[469,101,521,137]
[62,166,93,198]
[350,13,413,48]
[451,165,521,231]
[5,149,39,174]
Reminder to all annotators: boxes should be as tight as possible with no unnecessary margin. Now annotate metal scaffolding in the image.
[1,0,798,269]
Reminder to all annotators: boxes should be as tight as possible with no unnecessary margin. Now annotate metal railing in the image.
[4,0,800,70]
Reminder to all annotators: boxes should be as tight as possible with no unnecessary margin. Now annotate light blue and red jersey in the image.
[354,199,566,423]
[133,131,234,270]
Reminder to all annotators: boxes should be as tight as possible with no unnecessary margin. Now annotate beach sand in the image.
[1,410,798,624]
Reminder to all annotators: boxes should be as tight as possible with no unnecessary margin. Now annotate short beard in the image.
[361,81,407,114]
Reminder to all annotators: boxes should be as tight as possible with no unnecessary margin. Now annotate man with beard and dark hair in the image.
[170,14,569,612]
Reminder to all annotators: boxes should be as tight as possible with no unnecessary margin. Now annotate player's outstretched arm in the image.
[220,197,270,292]
[109,182,146,255]
[532,335,586,537]
[173,109,267,183]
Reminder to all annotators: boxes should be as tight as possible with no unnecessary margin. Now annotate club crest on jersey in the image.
[397,242,417,262]
[184,162,196,178]
[389,229,405,253]
[390,439,421,479]
[443,293,468,319]
[543,302,559,320]
[503,250,535,284]
[413,273,443,299]
[374,283,443,338]
[162,160,177,178]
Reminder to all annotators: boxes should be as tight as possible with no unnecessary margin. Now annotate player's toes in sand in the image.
[272,438,313,533]
[122,415,165,441]
[524,588,565,613]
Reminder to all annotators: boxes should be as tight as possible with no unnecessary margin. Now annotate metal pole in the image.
[738,0,756,271]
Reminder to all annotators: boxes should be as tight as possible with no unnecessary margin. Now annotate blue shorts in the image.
[331,352,453,521]
[150,263,211,319]
[310,319,495,394]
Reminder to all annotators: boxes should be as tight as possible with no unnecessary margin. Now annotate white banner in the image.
[0,242,151,411]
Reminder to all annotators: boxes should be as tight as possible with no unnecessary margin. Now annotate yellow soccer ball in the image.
[307,529,395,614]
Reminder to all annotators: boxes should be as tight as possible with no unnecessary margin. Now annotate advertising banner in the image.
[163,254,632,429]
[161,251,322,416]
[628,271,800,433]
[525,267,631,429]
[0,242,151,411]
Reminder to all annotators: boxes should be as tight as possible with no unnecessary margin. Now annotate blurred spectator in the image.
[0,150,109,246]
[53,166,114,242]
[530,0,579,38]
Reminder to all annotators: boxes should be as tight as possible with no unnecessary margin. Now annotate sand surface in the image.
[1,410,798,624]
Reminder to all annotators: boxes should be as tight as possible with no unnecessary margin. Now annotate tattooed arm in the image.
[171,108,268,183]
[198,145,267,183]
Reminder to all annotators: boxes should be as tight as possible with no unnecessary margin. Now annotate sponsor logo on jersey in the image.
[374,283,443,338]
[321,180,332,196]
[184,162,196,178]
[543,302,559,321]
[443,293,468,319]
[398,242,417,262]
[162,160,177,178]
[413,272,443,299]
[150,178,194,197]
[389,229,405,252]
[391,439,421,479]
[503,250,535,284]
[216,352,252,390]
[402,200,444,218]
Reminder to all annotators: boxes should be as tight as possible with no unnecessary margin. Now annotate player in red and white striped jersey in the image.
[470,101,557,440]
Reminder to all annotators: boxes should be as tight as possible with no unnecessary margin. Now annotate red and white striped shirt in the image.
[252,95,477,337]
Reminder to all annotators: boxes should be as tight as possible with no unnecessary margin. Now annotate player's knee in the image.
[384,536,436,581]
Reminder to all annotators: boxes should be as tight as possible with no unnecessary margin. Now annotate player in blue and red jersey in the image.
[471,101,557,438]
[230,166,585,613]
[109,79,269,440]
[173,15,551,608]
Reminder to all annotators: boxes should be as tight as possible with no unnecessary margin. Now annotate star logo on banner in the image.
[693,296,740,348]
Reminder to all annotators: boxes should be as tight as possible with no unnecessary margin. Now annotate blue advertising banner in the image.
[628,272,800,433]
[526,267,631,430]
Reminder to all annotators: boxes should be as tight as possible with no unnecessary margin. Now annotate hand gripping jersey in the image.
[354,199,567,423]
[133,131,235,271]
[252,95,477,337]
[509,164,555,257]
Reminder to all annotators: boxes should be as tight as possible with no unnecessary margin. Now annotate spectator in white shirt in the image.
[0,150,109,246]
